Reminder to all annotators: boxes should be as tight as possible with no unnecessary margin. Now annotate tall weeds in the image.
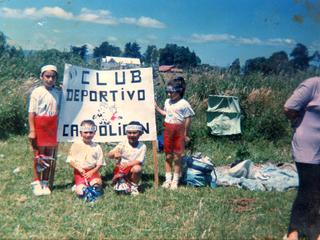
[1,59,318,144]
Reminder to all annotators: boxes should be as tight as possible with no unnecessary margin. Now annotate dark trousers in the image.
[288,162,320,239]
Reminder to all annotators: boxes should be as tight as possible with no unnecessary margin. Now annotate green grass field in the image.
[0,135,295,239]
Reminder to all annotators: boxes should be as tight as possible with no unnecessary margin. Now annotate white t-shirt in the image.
[66,141,105,169]
[164,98,195,124]
[28,86,61,116]
[113,139,146,165]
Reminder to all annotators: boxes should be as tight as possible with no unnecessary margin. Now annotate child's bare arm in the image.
[69,160,84,175]
[155,102,166,116]
[120,160,141,169]
[28,112,36,138]
[83,164,102,179]
[184,117,192,142]
[28,112,38,151]
[108,148,121,159]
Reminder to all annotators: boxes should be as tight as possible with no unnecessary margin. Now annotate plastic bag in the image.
[181,153,217,188]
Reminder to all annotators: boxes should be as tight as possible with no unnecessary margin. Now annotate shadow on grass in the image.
[101,171,166,193]
[53,182,74,191]
[52,170,166,193]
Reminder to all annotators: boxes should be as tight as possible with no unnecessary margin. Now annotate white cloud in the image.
[237,37,262,45]
[0,7,22,18]
[120,16,165,28]
[266,38,296,46]
[136,16,165,28]
[24,8,37,17]
[190,33,236,43]
[0,6,165,28]
[188,33,296,46]
[77,8,117,25]
[40,7,73,19]
[0,6,73,19]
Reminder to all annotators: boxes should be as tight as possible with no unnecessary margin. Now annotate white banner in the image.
[58,64,157,142]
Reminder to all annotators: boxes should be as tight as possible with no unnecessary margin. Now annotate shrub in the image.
[0,80,28,138]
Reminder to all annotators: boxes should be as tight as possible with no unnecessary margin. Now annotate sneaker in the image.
[170,181,178,190]
[131,184,139,196]
[31,180,43,196]
[41,181,51,195]
[162,180,171,189]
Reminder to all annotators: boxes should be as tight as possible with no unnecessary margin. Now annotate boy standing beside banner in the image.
[28,65,61,196]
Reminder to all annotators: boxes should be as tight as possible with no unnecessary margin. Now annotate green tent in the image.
[207,95,241,135]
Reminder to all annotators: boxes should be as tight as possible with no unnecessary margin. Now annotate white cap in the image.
[41,65,57,75]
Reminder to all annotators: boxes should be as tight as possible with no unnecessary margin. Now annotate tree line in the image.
[72,41,320,74]
[229,43,320,75]
[0,29,319,78]
[72,41,201,69]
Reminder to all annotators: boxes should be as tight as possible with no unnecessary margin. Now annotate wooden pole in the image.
[152,140,159,189]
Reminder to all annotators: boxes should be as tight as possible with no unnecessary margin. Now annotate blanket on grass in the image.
[214,162,298,191]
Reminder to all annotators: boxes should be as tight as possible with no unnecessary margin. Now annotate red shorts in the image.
[163,122,185,155]
[112,165,132,183]
[34,115,58,147]
[74,168,101,186]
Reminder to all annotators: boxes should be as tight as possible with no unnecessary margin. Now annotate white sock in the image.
[165,172,172,182]
[172,173,180,183]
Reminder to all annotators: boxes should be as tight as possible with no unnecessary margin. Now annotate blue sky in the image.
[0,0,319,66]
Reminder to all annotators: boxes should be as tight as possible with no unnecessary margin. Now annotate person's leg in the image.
[74,169,87,197]
[29,137,40,182]
[170,124,185,190]
[32,152,40,181]
[31,147,43,196]
[48,147,57,190]
[129,165,142,184]
[40,146,57,190]
[287,162,314,239]
[163,124,174,188]
[89,177,104,197]
[170,153,182,190]
[127,165,142,195]
[76,184,87,196]
[304,164,320,239]
[35,146,57,194]
[162,153,173,188]
[89,178,102,186]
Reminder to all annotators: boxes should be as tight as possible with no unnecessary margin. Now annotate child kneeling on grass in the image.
[66,120,105,199]
[108,121,146,196]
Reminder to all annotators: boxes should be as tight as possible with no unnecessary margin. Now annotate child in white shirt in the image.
[67,120,105,198]
[108,121,146,195]
[28,64,61,196]
[155,77,194,190]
